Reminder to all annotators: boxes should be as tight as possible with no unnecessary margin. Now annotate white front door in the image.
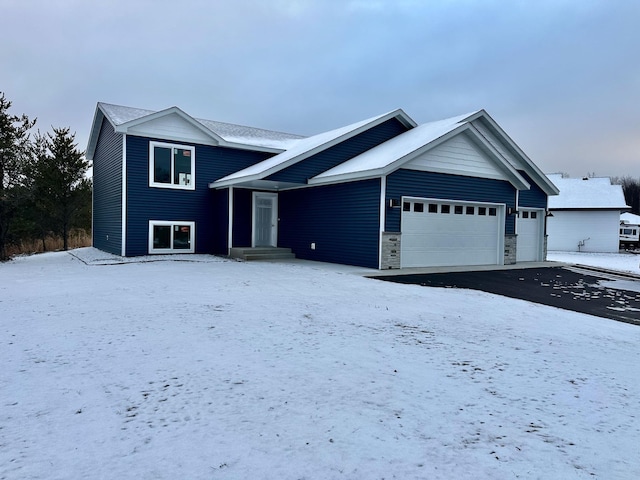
[252,192,278,247]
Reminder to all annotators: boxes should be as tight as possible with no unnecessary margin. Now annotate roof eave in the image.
[474,111,559,196]
[86,103,118,161]
[209,108,418,187]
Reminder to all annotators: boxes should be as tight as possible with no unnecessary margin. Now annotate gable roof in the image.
[208,109,417,189]
[547,174,629,210]
[309,110,530,190]
[621,212,640,224]
[86,102,304,160]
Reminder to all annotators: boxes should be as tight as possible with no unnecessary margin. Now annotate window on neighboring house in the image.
[149,141,195,190]
[149,221,195,254]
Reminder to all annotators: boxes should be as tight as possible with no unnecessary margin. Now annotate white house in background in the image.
[620,212,640,248]
[546,174,629,253]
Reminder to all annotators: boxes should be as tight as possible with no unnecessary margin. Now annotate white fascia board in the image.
[86,104,117,161]
[464,124,530,190]
[308,123,530,191]
[114,106,225,144]
[212,109,417,188]
[474,111,559,196]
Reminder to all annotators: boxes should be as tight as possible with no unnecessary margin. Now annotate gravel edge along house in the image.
[87,103,558,269]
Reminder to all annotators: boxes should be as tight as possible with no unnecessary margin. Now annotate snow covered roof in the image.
[87,102,304,159]
[209,109,417,189]
[308,110,531,190]
[310,112,475,182]
[621,212,640,225]
[547,174,629,210]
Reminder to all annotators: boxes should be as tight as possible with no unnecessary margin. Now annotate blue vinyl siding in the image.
[267,119,408,184]
[211,188,229,254]
[517,171,548,209]
[386,170,517,235]
[92,118,123,255]
[125,136,271,256]
[279,179,381,268]
[232,189,252,247]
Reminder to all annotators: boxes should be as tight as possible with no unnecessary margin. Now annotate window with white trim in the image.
[148,221,195,254]
[149,141,195,190]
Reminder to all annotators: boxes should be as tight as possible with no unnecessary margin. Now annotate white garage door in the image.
[400,198,504,268]
[516,208,544,262]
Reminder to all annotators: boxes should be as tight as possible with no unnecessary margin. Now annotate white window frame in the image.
[148,220,195,254]
[149,141,196,190]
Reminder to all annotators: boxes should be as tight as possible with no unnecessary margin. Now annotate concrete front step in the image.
[230,247,295,261]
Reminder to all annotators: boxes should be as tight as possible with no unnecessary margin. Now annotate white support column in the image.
[121,135,127,256]
[378,176,386,269]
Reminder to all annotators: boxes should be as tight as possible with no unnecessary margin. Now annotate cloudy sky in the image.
[2,0,639,178]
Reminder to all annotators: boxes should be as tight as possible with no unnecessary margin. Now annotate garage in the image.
[516,208,544,262]
[400,197,505,268]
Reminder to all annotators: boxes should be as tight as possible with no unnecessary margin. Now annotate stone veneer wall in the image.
[504,234,517,265]
[381,232,401,269]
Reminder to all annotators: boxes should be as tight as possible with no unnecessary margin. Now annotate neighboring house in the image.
[87,102,558,269]
[546,174,629,253]
[620,212,640,248]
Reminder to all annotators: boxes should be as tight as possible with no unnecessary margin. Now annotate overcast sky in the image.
[2,0,639,178]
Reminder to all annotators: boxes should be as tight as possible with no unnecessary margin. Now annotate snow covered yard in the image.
[2,249,640,479]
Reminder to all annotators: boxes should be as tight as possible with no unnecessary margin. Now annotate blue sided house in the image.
[87,102,559,269]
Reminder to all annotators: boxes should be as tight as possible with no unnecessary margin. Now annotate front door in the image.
[252,192,278,247]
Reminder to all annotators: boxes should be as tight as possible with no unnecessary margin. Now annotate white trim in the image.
[149,141,196,190]
[470,112,559,196]
[115,106,224,143]
[308,124,530,191]
[148,220,195,254]
[514,190,520,234]
[209,109,417,189]
[379,176,387,269]
[251,192,278,247]
[228,186,234,253]
[121,135,127,256]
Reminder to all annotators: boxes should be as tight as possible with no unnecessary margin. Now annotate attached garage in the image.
[515,208,544,262]
[400,197,505,268]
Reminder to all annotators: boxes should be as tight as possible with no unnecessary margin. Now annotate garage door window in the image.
[489,208,497,216]
[441,205,451,214]
[428,204,438,213]
[479,207,486,215]
[454,205,463,215]
[414,203,424,213]
[466,206,475,215]
[403,202,410,212]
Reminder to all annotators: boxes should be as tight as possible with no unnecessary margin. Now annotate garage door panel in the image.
[516,209,543,262]
[401,199,503,268]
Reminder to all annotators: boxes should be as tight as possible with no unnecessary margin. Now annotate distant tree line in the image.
[0,92,91,261]
[611,176,640,214]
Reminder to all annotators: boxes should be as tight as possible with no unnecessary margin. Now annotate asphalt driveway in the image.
[374,267,640,326]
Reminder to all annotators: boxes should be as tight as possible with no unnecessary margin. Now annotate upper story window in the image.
[149,141,195,190]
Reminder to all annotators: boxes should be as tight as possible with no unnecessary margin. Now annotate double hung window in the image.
[149,141,195,190]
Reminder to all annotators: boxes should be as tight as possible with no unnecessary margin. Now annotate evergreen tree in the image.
[32,127,90,251]
[0,92,35,260]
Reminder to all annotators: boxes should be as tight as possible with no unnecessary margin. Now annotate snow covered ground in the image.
[2,248,640,479]
[548,250,640,275]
